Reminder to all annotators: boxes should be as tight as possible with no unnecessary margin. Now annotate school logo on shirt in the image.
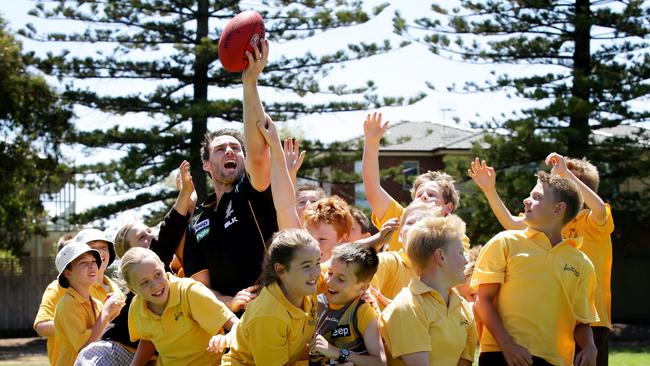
[331,325,351,338]
[563,264,580,277]
[195,219,210,231]
[308,303,318,326]
[174,310,184,321]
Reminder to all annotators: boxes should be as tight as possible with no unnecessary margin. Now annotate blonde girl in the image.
[121,247,237,366]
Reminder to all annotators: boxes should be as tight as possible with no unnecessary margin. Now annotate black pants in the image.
[575,326,609,366]
[479,352,554,366]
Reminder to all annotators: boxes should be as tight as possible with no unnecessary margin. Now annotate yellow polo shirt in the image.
[371,250,417,303]
[471,228,599,366]
[222,282,318,366]
[380,278,476,366]
[33,276,124,364]
[371,197,471,252]
[52,287,103,366]
[128,273,234,366]
[562,204,614,329]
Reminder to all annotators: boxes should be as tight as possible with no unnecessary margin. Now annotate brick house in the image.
[327,120,486,207]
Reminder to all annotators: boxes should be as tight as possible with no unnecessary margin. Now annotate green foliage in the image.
[399,1,650,248]
[21,0,423,222]
[0,19,73,255]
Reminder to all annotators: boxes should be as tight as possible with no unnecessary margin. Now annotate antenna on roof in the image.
[440,107,455,134]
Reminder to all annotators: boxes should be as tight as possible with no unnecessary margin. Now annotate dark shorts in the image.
[479,352,554,366]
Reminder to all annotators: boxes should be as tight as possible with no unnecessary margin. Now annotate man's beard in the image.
[214,166,245,186]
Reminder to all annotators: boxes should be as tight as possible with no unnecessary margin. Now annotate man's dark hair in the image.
[201,128,246,161]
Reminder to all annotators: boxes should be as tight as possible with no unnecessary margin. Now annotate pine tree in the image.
[0,18,72,255]
[395,1,650,245]
[21,0,424,223]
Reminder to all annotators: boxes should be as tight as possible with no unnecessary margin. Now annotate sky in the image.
[0,0,605,227]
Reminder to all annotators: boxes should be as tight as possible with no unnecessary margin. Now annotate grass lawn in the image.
[609,346,650,366]
[0,346,648,366]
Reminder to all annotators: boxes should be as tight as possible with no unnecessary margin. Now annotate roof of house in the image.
[377,121,485,152]
[351,120,648,154]
[592,124,650,144]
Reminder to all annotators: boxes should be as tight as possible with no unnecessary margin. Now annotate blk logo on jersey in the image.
[224,217,238,229]
[331,325,351,338]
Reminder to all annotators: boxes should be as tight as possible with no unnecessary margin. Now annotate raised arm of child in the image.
[468,158,526,230]
[546,152,607,224]
[476,283,532,366]
[174,160,196,216]
[257,115,301,229]
[284,138,305,188]
[362,112,393,221]
[170,160,197,264]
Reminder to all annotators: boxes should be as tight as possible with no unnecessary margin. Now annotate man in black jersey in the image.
[183,39,278,312]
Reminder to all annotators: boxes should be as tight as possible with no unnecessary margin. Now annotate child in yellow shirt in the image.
[370,201,443,307]
[221,229,321,366]
[380,214,476,366]
[304,195,354,263]
[472,172,598,366]
[33,230,124,365]
[469,154,614,365]
[121,247,237,366]
[310,243,387,365]
[362,112,462,252]
[52,242,125,366]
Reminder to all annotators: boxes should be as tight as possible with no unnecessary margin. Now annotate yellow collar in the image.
[267,282,310,319]
[524,227,583,249]
[408,278,462,309]
[66,286,91,303]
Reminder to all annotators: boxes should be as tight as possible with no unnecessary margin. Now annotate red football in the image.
[218,10,265,73]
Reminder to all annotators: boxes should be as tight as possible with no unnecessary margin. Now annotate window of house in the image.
[354,160,369,208]
[402,161,420,191]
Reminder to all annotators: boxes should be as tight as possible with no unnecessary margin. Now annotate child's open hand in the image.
[468,158,496,192]
[363,112,389,145]
[284,138,305,177]
[177,160,194,193]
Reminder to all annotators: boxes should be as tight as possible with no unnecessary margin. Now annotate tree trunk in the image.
[191,0,210,203]
[570,0,592,157]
